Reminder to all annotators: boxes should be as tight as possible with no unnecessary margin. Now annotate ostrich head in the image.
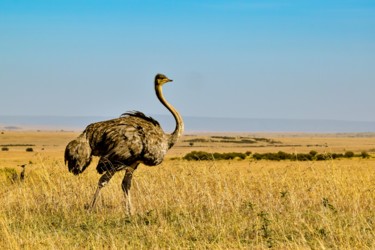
[155,73,173,86]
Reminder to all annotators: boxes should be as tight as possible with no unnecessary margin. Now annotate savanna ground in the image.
[0,131,375,249]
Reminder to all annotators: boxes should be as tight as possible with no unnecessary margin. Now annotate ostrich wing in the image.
[84,113,166,174]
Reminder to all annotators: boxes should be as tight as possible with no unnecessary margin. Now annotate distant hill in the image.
[0,115,375,133]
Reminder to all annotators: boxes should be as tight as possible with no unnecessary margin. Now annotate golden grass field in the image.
[1,131,375,249]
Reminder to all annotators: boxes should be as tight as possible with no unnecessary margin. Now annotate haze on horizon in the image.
[1,0,374,122]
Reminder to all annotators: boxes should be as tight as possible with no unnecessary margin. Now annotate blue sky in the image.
[1,0,374,121]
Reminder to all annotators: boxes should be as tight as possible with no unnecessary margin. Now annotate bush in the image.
[361,151,370,158]
[277,151,291,160]
[183,150,367,162]
[251,151,295,161]
[344,151,355,158]
[183,151,213,161]
[252,153,263,160]
[331,153,344,159]
[316,154,327,161]
[263,153,282,161]
[183,151,248,161]
[295,153,313,161]
[1,147,9,151]
[220,152,247,160]
[26,148,34,152]
[309,150,318,157]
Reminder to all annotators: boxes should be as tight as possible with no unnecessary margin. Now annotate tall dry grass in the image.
[1,154,374,249]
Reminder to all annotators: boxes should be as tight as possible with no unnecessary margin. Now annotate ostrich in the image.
[18,164,26,181]
[64,73,184,215]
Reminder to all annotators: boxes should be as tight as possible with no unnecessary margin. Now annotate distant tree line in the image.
[183,151,251,161]
[183,150,370,161]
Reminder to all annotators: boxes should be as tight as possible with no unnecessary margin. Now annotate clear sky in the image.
[1,0,374,121]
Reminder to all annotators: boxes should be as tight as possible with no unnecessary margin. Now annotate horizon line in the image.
[1,114,375,123]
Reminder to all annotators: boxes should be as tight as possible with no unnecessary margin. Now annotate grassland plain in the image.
[0,131,375,249]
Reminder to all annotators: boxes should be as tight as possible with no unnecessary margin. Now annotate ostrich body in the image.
[19,164,26,181]
[64,74,184,214]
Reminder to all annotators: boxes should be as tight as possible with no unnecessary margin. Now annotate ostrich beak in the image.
[168,79,173,82]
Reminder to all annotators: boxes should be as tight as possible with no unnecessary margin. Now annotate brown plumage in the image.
[64,74,184,214]
[19,164,26,181]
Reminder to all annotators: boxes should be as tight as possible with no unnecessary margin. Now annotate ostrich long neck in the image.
[155,84,184,149]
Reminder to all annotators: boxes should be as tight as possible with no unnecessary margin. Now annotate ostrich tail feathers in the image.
[121,111,160,126]
[65,134,92,175]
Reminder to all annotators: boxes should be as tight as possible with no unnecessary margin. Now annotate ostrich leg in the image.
[122,164,138,215]
[87,169,116,210]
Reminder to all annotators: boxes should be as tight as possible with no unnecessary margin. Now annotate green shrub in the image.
[331,153,344,159]
[309,150,318,157]
[220,152,247,160]
[183,150,367,162]
[183,151,213,161]
[344,151,355,158]
[183,151,248,161]
[252,153,263,160]
[263,153,281,161]
[316,154,327,161]
[361,151,370,158]
[277,151,291,160]
[26,148,34,152]
[295,153,313,161]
